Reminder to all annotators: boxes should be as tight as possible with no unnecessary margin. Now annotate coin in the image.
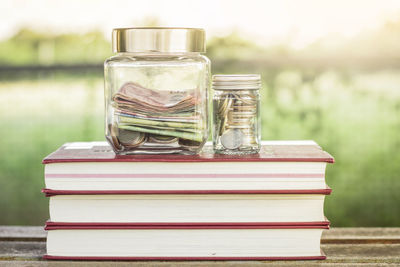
[240,97,257,105]
[148,134,178,144]
[118,129,146,147]
[226,125,252,129]
[215,97,232,135]
[221,129,244,149]
[231,111,256,116]
[232,106,255,111]
[179,138,201,148]
[231,118,253,123]
[109,124,122,150]
[218,117,226,135]
[218,97,232,117]
[217,98,228,115]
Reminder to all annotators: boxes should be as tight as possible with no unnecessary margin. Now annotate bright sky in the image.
[2,0,400,48]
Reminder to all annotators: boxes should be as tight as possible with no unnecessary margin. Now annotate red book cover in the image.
[42,141,334,164]
[45,220,330,230]
[42,186,332,197]
[44,220,329,231]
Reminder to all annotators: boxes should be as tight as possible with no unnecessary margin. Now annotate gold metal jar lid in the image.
[112,27,206,53]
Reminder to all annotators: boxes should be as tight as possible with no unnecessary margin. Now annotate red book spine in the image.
[45,220,330,228]
[42,187,332,197]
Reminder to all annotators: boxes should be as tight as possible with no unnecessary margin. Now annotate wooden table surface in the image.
[1,227,399,266]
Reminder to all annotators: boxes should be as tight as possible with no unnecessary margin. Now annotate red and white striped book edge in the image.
[42,187,332,197]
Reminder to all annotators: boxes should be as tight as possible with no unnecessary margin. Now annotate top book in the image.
[42,141,334,192]
[43,140,334,164]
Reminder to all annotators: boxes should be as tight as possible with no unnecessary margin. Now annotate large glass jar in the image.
[104,28,210,154]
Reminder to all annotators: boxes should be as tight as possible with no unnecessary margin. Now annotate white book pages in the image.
[49,194,326,223]
[46,228,324,258]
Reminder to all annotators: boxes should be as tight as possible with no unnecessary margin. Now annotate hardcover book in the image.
[44,191,330,223]
[43,141,334,192]
[44,222,329,260]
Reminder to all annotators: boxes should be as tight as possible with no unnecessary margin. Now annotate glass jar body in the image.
[213,89,261,154]
[104,52,210,154]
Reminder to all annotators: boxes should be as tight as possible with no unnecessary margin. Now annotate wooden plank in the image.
[322,244,400,263]
[0,241,44,260]
[2,226,400,243]
[322,228,400,244]
[1,242,400,265]
[323,227,400,238]
[0,227,45,242]
[2,227,400,239]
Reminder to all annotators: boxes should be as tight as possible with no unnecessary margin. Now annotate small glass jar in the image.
[104,28,210,154]
[212,75,261,154]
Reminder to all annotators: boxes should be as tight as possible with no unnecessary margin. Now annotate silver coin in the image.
[232,113,256,117]
[232,111,256,115]
[232,106,255,111]
[179,138,201,148]
[221,129,244,149]
[226,125,252,129]
[230,118,254,123]
[240,98,257,105]
[148,134,178,144]
[118,129,146,147]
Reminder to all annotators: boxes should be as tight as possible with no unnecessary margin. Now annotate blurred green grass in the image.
[0,78,104,224]
[1,69,399,226]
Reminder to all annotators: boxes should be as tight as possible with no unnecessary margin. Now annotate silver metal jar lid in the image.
[112,27,206,53]
[212,74,261,90]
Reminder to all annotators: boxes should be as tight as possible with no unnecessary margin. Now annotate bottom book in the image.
[44,222,328,260]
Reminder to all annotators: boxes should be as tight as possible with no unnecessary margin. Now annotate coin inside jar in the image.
[117,129,146,147]
[216,97,232,135]
[148,134,178,144]
[179,138,201,149]
[220,128,244,149]
[109,124,122,150]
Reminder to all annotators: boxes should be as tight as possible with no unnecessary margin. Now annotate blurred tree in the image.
[2,17,400,69]
[0,28,111,65]
[207,32,261,60]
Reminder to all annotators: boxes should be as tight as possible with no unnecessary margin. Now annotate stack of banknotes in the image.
[110,82,204,151]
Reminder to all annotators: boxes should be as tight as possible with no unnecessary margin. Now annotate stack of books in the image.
[42,140,334,260]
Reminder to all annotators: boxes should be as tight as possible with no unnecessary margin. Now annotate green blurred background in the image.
[1,1,400,226]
